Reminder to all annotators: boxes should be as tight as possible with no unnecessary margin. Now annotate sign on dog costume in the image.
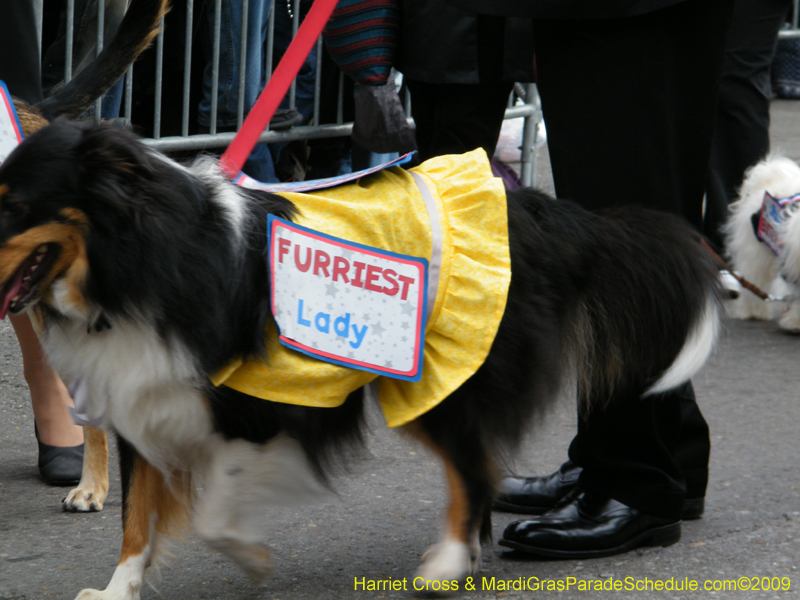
[0,81,24,164]
[268,215,429,381]
[211,149,510,428]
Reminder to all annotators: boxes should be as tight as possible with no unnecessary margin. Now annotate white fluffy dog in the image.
[724,155,800,332]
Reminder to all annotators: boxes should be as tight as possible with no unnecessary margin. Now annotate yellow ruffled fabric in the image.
[210,149,510,427]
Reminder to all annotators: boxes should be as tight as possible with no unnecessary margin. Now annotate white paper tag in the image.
[757,191,786,257]
[268,215,428,381]
[0,81,23,164]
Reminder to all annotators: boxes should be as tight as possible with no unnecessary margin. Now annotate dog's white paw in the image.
[63,484,106,512]
[777,302,800,332]
[207,537,273,584]
[769,278,800,332]
[415,540,476,592]
[726,294,773,321]
[74,588,138,600]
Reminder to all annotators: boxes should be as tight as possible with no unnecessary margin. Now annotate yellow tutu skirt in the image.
[211,148,510,427]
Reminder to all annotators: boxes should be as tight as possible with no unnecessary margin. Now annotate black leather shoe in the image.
[35,425,83,486]
[499,489,681,559]
[495,461,705,519]
[494,461,581,514]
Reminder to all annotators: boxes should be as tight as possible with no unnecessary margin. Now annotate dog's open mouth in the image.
[0,244,60,319]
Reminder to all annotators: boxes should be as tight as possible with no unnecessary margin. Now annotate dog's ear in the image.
[73,121,156,184]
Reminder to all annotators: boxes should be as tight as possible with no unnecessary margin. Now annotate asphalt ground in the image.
[1,101,800,600]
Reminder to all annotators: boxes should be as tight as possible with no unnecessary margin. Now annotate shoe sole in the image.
[495,498,704,520]
[498,522,681,559]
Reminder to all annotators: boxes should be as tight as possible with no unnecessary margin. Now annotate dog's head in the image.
[0,118,209,322]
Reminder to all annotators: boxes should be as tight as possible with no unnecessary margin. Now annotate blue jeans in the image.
[266,3,317,171]
[200,0,277,181]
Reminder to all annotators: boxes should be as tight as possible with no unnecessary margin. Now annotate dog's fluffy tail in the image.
[501,190,723,423]
[36,0,169,122]
[644,295,720,396]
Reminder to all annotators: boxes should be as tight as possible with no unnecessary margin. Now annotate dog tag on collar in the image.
[757,191,786,257]
[267,215,428,381]
[0,81,23,164]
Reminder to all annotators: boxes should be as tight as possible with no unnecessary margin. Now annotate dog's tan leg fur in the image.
[403,424,481,585]
[75,456,191,600]
[63,426,109,512]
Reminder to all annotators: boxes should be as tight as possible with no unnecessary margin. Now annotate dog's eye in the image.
[1,200,27,219]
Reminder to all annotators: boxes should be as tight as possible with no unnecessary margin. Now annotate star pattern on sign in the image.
[400,302,415,316]
[384,360,393,368]
[326,303,334,311]
[362,313,370,322]
[347,351,355,359]
[273,304,283,317]
[371,322,386,337]
[340,248,355,260]
[325,282,339,297]
[401,321,410,330]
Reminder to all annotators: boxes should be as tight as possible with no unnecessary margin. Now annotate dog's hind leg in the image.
[75,441,191,600]
[63,426,109,512]
[403,419,494,587]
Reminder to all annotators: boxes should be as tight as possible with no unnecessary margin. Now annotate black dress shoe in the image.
[495,461,705,519]
[35,425,83,487]
[494,461,581,514]
[499,489,681,559]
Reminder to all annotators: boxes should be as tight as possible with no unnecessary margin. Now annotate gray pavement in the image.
[2,102,800,600]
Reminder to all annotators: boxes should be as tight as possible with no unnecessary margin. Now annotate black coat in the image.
[397,0,535,84]
[443,0,691,19]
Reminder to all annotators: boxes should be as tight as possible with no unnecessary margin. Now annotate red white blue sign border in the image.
[0,80,24,163]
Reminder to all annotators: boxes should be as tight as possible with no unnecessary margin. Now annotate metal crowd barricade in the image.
[35,0,542,186]
[779,0,800,38]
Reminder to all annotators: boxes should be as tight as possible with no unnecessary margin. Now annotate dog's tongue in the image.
[0,271,24,320]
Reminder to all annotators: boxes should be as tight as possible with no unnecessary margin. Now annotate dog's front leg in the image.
[63,426,109,512]
[75,441,191,600]
[193,434,328,583]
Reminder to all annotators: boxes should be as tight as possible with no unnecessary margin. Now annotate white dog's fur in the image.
[723,155,800,332]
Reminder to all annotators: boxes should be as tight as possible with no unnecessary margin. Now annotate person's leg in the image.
[674,390,710,516]
[704,0,792,251]
[500,0,733,556]
[199,0,277,181]
[495,389,709,518]
[0,2,43,104]
[0,2,84,484]
[533,0,731,223]
[11,314,83,448]
[406,79,513,162]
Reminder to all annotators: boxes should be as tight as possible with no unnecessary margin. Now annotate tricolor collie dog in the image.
[0,119,721,598]
[723,155,800,332]
[7,0,168,513]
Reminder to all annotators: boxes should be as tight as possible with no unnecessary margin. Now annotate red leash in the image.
[219,0,339,179]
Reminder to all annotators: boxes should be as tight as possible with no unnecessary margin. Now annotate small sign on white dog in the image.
[757,192,786,256]
[757,191,800,257]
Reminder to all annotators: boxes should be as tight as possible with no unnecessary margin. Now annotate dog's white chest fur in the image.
[40,315,214,471]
